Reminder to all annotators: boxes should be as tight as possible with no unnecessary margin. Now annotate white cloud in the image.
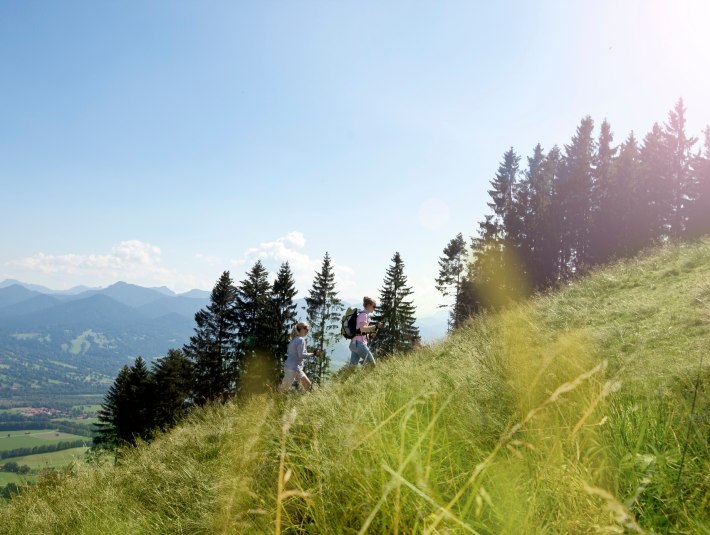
[283,231,306,248]
[237,231,315,275]
[6,240,209,292]
[230,231,356,298]
[195,253,222,267]
[5,233,360,301]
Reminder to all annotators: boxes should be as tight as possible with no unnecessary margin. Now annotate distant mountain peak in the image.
[0,279,98,295]
[0,279,55,294]
[0,279,209,301]
[107,281,133,289]
[150,286,177,297]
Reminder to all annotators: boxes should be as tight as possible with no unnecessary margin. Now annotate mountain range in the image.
[0,279,447,399]
[0,280,210,398]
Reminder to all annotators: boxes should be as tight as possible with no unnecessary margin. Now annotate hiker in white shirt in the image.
[280,322,319,392]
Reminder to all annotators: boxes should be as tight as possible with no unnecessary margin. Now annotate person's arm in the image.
[297,337,316,358]
[361,313,381,333]
[356,312,375,334]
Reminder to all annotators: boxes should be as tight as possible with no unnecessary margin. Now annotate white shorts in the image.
[281,368,307,386]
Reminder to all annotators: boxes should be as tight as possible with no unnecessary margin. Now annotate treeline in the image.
[0,395,104,412]
[438,99,710,328]
[95,253,421,449]
[0,440,89,460]
[0,421,93,437]
[0,462,31,474]
[53,421,94,437]
[0,421,64,432]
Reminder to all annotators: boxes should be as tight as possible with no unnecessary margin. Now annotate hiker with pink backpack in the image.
[341,296,382,367]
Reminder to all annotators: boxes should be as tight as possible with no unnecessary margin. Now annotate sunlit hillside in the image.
[1,240,708,534]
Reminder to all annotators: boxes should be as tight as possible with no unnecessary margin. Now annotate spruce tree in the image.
[687,127,710,237]
[235,260,275,392]
[558,116,596,273]
[640,123,671,242]
[435,233,468,331]
[150,349,192,430]
[370,252,420,357]
[94,365,131,449]
[538,145,564,287]
[469,148,527,310]
[590,119,618,263]
[488,147,521,244]
[614,132,646,253]
[511,145,537,278]
[517,143,559,289]
[94,357,153,448]
[271,262,298,368]
[183,271,239,405]
[663,98,698,237]
[305,252,343,385]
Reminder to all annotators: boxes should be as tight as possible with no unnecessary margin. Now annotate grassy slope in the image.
[0,241,708,534]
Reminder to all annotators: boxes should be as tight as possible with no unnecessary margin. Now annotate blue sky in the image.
[2,0,710,316]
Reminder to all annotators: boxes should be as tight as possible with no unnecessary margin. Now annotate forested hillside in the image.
[437,99,710,331]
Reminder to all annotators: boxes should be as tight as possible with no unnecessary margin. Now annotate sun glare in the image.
[647,0,710,76]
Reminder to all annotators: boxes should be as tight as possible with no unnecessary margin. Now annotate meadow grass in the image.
[0,240,708,534]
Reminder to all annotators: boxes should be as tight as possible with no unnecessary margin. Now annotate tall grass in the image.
[1,240,708,533]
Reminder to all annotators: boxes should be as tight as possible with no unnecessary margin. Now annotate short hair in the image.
[363,296,377,308]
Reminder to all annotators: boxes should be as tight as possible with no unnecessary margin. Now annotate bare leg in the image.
[299,375,312,391]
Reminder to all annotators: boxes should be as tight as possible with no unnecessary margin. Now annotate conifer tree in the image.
[469,148,527,310]
[512,145,537,270]
[305,252,343,385]
[271,262,298,367]
[235,260,275,391]
[150,349,192,430]
[663,98,698,237]
[94,365,131,449]
[469,216,502,310]
[488,147,521,244]
[558,116,596,273]
[516,143,551,289]
[614,132,646,253]
[640,123,671,242]
[538,145,564,286]
[370,252,420,357]
[94,357,153,448]
[183,271,239,405]
[687,127,710,236]
[590,119,618,263]
[435,233,468,330]
[528,144,559,287]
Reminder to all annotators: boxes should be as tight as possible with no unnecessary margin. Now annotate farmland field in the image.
[0,473,25,487]
[0,430,88,451]
[4,447,89,471]
[0,397,97,497]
